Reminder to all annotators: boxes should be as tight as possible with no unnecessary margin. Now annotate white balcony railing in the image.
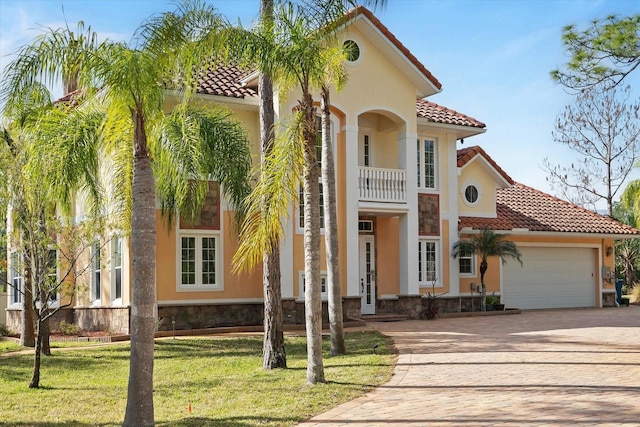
[358,167,406,203]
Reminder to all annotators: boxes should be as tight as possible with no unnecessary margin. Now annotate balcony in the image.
[358,167,406,203]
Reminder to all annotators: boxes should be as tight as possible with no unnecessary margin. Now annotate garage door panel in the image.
[503,246,596,310]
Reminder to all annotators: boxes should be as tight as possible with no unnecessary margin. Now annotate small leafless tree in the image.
[7,216,103,388]
[543,84,640,215]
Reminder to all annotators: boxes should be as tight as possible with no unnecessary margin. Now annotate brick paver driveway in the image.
[300,307,640,426]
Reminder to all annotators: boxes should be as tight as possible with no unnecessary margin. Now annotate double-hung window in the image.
[177,181,222,291]
[111,236,122,304]
[459,247,476,276]
[418,240,439,286]
[10,252,22,305]
[417,138,436,189]
[91,242,101,304]
[46,249,59,302]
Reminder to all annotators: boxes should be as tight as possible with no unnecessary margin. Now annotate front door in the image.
[359,235,376,315]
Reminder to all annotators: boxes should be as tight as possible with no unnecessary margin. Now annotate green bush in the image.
[58,321,81,336]
[0,323,10,336]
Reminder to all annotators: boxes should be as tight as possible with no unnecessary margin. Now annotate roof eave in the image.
[165,89,260,109]
[459,228,639,239]
[417,118,486,139]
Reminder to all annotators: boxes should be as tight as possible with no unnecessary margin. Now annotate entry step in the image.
[361,313,410,322]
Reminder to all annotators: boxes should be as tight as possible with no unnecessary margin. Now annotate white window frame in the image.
[176,230,223,292]
[462,180,482,207]
[111,236,123,306]
[10,251,23,306]
[46,248,60,305]
[418,239,441,287]
[417,138,438,190]
[298,271,328,301]
[458,249,477,277]
[91,241,102,305]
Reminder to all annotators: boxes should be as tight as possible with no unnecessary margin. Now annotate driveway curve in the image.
[300,307,640,426]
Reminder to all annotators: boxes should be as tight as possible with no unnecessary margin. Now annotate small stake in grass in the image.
[187,402,192,415]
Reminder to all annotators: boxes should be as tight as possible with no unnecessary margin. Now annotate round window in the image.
[465,185,479,204]
[343,40,360,62]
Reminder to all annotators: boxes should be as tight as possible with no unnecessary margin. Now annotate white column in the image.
[398,130,419,295]
[447,136,460,296]
[344,125,360,297]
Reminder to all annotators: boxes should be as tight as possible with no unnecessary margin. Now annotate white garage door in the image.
[502,246,596,310]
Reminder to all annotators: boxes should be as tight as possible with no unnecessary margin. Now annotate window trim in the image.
[458,249,477,277]
[418,239,442,288]
[10,251,23,306]
[342,35,364,66]
[417,138,438,190]
[111,236,123,306]
[46,248,60,306]
[91,241,102,305]
[298,270,328,301]
[176,229,223,292]
[462,181,482,207]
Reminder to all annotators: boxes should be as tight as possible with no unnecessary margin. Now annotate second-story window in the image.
[417,138,436,189]
[298,183,325,231]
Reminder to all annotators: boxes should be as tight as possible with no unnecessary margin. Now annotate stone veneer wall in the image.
[157,297,361,332]
[6,307,130,335]
[377,295,496,318]
[75,307,131,335]
[602,292,616,307]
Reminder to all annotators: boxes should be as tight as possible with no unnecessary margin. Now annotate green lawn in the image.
[0,331,394,426]
[0,340,23,355]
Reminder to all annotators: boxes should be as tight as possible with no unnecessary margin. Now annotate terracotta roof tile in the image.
[457,145,513,184]
[417,100,486,129]
[459,182,639,235]
[196,65,257,99]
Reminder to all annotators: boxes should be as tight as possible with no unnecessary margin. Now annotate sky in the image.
[1,0,639,209]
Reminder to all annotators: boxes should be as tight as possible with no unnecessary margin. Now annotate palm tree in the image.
[2,3,252,423]
[452,226,522,311]
[234,1,349,384]
[258,0,287,370]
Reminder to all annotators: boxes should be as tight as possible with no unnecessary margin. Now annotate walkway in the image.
[300,307,640,426]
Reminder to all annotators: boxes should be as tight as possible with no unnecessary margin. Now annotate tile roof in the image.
[417,100,486,129]
[457,145,514,184]
[196,65,257,99]
[459,182,639,235]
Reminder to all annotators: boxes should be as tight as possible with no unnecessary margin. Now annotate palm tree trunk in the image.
[123,108,157,427]
[259,0,286,370]
[302,93,325,384]
[320,86,345,356]
[480,261,487,312]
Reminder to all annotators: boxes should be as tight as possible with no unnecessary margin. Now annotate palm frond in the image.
[233,110,305,272]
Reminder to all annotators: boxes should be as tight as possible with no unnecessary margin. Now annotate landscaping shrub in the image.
[58,321,81,336]
[0,323,10,336]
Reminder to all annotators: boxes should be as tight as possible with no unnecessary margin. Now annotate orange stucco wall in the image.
[376,217,399,296]
[156,210,262,302]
